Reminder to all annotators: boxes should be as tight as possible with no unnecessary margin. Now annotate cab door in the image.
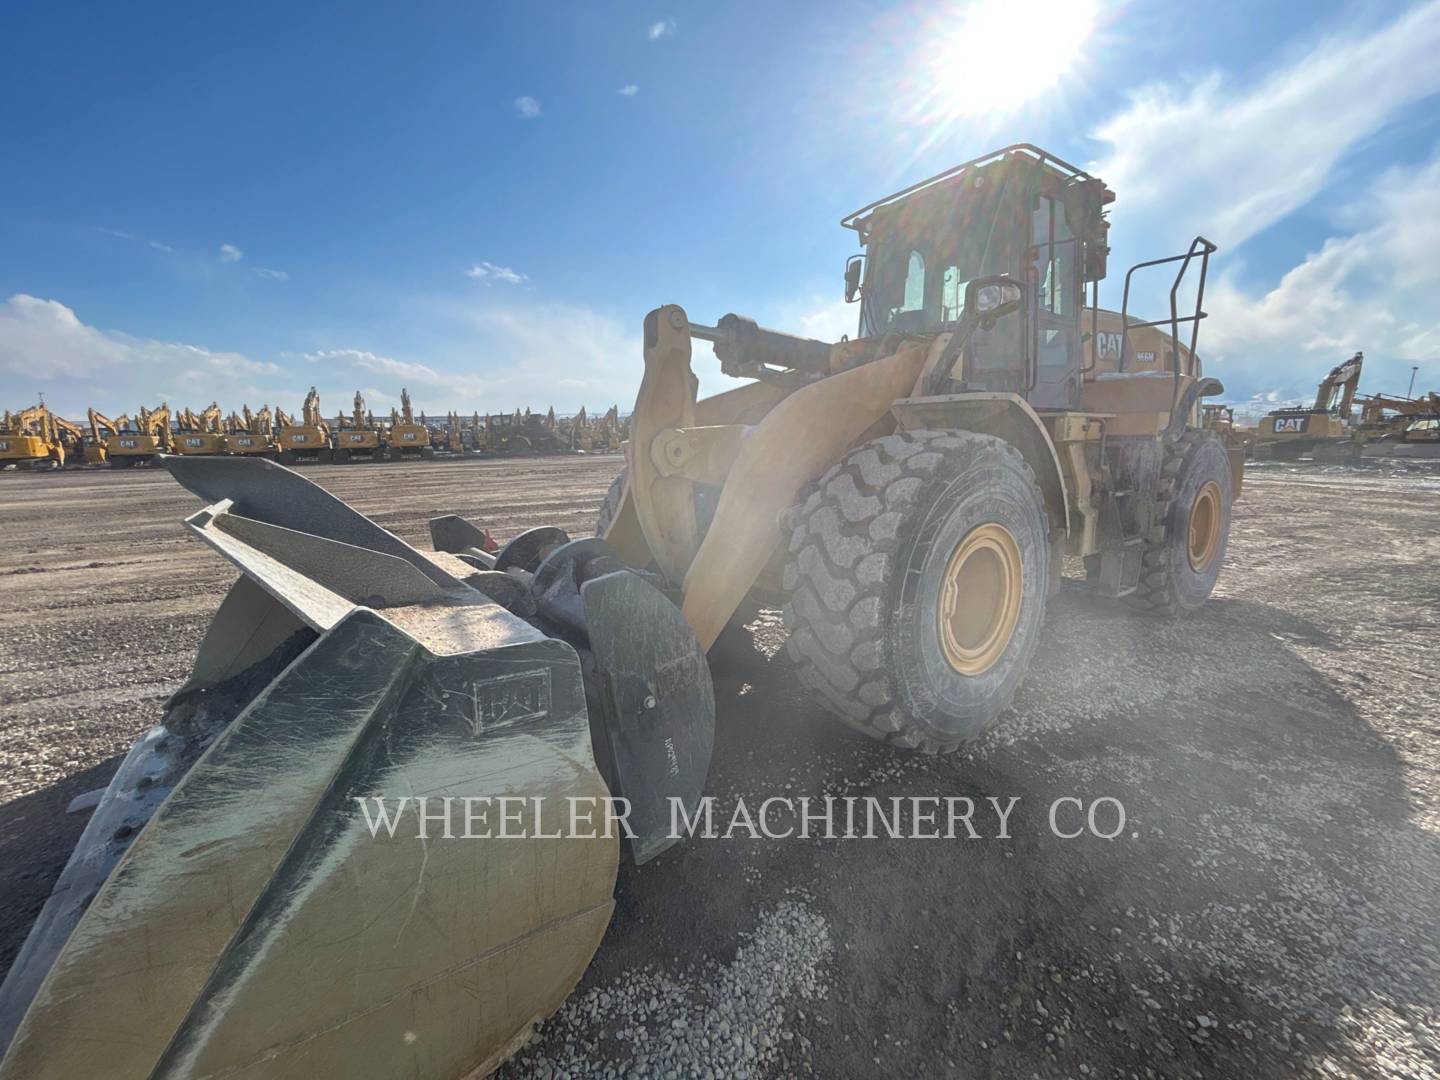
[1029,194,1082,410]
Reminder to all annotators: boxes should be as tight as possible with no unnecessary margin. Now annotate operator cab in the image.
[842,145,1208,414]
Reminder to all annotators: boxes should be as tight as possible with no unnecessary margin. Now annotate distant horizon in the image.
[4,1,1438,417]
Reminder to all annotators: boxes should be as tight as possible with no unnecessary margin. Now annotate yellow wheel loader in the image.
[597,144,1238,750]
[0,144,1238,1080]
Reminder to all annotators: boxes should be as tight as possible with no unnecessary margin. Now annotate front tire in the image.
[1127,430,1232,617]
[782,430,1050,753]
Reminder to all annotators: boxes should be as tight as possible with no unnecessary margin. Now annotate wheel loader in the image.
[0,144,1237,1080]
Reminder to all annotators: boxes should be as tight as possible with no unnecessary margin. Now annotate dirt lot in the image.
[1,455,1438,1079]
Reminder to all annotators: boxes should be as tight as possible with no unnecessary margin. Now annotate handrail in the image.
[841,143,1095,232]
[1118,236,1216,378]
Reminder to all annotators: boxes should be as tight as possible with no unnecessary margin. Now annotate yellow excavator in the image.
[0,404,81,468]
[1253,352,1364,461]
[332,391,385,463]
[172,402,227,456]
[384,387,433,460]
[276,387,333,464]
[223,405,278,456]
[1,144,1240,1080]
[104,402,172,466]
[1355,388,1440,443]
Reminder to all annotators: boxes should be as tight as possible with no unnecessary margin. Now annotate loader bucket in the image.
[0,455,713,1080]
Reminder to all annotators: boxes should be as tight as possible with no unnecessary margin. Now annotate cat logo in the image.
[0,442,9,452]
[1094,331,1124,361]
[185,437,203,447]
[1273,416,1308,433]
[236,437,254,447]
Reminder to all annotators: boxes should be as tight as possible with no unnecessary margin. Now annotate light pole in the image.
[1408,365,1419,398]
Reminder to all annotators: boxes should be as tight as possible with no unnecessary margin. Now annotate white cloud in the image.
[647,19,674,40]
[1202,154,1440,400]
[219,243,244,263]
[514,95,542,119]
[617,84,640,97]
[149,240,174,254]
[465,261,526,285]
[0,294,283,415]
[1093,1,1440,252]
[254,267,289,280]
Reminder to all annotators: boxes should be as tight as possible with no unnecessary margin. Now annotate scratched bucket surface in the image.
[0,455,624,1079]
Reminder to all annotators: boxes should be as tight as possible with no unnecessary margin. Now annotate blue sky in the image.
[3,0,1438,419]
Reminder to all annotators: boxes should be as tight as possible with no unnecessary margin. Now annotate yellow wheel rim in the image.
[937,523,1023,677]
[1187,480,1222,571]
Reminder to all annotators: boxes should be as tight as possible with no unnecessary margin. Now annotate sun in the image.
[919,0,1099,120]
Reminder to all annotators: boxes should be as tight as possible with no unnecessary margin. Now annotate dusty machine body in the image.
[385,387,434,460]
[0,144,1239,1080]
[172,403,227,456]
[1253,352,1364,461]
[104,403,172,466]
[0,405,81,468]
[276,387,333,464]
[331,391,385,462]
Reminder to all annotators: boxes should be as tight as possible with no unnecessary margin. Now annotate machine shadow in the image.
[560,591,1437,1078]
[0,755,122,980]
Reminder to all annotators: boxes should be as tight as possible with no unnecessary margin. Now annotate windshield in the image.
[859,175,1017,338]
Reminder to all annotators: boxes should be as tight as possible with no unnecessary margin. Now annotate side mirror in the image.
[844,255,865,303]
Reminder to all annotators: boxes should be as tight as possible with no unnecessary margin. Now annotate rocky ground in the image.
[1,453,1438,1078]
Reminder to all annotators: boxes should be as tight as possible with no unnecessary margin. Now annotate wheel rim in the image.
[937,523,1023,677]
[1187,480,1222,571]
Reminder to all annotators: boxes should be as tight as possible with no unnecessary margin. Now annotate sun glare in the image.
[924,0,1099,119]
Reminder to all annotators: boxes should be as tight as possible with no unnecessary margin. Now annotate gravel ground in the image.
[1,453,1438,1078]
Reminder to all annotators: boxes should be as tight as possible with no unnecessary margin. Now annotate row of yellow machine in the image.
[1202,351,1440,462]
[0,387,626,469]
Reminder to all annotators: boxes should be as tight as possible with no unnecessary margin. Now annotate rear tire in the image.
[1126,429,1232,618]
[782,430,1050,753]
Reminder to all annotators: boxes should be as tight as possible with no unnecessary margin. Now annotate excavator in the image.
[104,402,172,466]
[1253,352,1364,461]
[277,387,333,464]
[0,404,81,468]
[332,391,385,463]
[0,144,1240,1079]
[384,387,434,460]
[172,402,227,456]
[1355,388,1440,443]
[83,409,116,464]
[223,405,278,457]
